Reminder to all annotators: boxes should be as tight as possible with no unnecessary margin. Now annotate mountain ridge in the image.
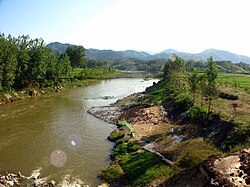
[46,42,250,64]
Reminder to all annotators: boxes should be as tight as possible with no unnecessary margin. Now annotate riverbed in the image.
[0,78,156,186]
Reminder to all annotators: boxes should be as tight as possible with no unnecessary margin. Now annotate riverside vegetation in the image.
[0,33,118,104]
[98,55,250,186]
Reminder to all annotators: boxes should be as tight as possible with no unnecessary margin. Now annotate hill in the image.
[46,42,70,54]
[46,42,250,64]
[46,42,151,60]
[151,48,250,64]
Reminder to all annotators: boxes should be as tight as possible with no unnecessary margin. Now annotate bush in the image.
[219,91,238,100]
[187,105,207,123]
[219,123,250,151]
[163,94,193,118]
[99,164,123,183]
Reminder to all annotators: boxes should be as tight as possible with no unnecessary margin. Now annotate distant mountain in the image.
[46,42,70,54]
[46,42,151,60]
[198,49,250,63]
[46,42,250,64]
[150,48,250,64]
[86,49,151,60]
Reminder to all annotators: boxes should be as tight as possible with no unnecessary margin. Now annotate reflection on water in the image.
[0,78,156,186]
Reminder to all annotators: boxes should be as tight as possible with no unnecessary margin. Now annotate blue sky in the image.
[1,0,250,56]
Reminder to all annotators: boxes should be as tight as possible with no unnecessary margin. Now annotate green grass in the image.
[99,164,123,183]
[119,151,177,186]
[217,73,250,92]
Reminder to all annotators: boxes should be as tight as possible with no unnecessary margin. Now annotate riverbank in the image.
[0,77,114,107]
[89,89,250,186]
[0,70,157,107]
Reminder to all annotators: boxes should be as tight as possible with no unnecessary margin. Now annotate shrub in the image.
[99,164,123,183]
[219,123,250,151]
[187,105,207,123]
[219,91,238,100]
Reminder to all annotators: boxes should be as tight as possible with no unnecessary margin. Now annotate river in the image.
[0,78,156,186]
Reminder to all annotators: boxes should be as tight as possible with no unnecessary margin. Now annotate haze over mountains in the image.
[46,42,250,64]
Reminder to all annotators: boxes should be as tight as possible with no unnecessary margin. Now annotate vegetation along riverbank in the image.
[0,34,119,106]
[89,55,250,186]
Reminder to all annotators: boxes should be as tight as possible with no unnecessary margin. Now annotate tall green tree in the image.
[202,56,218,113]
[58,54,72,77]
[15,35,31,87]
[163,54,184,93]
[27,38,47,85]
[65,45,86,68]
[0,34,18,91]
[45,49,59,80]
[188,68,199,104]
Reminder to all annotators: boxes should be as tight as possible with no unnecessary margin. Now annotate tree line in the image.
[0,33,89,93]
[162,55,218,114]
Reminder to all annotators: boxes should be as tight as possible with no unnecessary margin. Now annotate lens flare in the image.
[50,150,67,168]
[71,139,77,146]
[66,134,82,150]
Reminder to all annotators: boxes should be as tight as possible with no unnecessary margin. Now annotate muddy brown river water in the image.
[0,78,156,186]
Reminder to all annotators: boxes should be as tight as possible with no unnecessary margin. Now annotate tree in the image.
[45,48,59,81]
[65,45,86,68]
[188,68,199,104]
[0,34,18,91]
[202,56,218,113]
[163,54,184,93]
[58,54,72,77]
[27,38,47,85]
[15,35,31,87]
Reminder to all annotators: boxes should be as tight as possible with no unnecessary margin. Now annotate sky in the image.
[1,0,250,56]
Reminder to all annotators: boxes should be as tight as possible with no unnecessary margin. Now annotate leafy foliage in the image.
[219,123,250,152]
[0,34,72,92]
[202,57,219,113]
[187,105,207,121]
[0,33,117,94]
[65,45,86,68]
[163,55,185,93]
[188,69,200,104]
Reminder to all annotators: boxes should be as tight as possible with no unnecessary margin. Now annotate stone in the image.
[3,94,12,100]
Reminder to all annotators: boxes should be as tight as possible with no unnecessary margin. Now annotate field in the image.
[217,73,250,93]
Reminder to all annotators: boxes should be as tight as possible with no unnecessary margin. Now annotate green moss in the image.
[111,141,127,159]
[108,130,124,141]
[99,164,123,183]
[127,141,141,153]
